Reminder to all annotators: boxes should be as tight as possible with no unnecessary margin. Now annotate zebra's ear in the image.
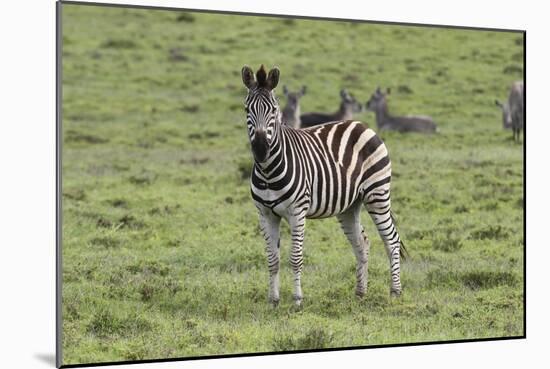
[300,85,307,96]
[242,66,256,89]
[267,67,280,90]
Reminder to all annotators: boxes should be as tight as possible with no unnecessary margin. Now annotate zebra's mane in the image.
[256,64,268,88]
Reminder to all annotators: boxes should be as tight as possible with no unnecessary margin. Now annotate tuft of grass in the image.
[101,39,138,49]
[95,216,113,228]
[272,327,334,351]
[148,204,181,216]
[453,205,469,213]
[117,214,145,229]
[126,260,170,276]
[129,171,157,185]
[63,188,86,201]
[107,199,129,208]
[461,271,518,290]
[502,65,523,75]
[433,231,463,253]
[187,131,220,140]
[426,269,461,289]
[87,308,153,337]
[470,225,510,240]
[397,85,413,94]
[138,275,181,302]
[427,269,518,290]
[180,104,200,113]
[65,130,108,144]
[90,235,121,248]
[175,12,195,23]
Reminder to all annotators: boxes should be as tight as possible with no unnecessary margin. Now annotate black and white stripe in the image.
[242,65,405,306]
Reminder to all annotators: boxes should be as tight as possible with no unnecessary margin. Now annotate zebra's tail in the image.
[390,210,409,261]
[400,238,409,261]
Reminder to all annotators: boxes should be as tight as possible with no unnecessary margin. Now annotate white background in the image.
[0,0,547,368]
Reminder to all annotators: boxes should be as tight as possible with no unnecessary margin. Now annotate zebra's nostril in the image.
[251,131,269,163]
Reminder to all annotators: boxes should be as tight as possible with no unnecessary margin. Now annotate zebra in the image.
[241,65,406,306]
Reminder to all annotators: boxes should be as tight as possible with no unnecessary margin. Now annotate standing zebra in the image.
[241,65,406,306]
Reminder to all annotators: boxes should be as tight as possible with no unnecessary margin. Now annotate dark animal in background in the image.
[495,81,524,142]
[281,85,306,129]
[366,87,437,133]
[300,89,363,128]
[241,65,406,306]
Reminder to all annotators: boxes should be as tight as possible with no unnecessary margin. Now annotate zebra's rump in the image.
[251,120,392,219]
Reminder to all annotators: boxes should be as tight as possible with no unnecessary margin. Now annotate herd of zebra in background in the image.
[282,79,524,140]
[240,65,524,306]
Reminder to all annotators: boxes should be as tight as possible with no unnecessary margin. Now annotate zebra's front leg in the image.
[288,213,306,306]
[258,211,282,306]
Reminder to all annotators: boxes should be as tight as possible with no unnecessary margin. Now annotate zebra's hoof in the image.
[293,294,303,306]
[355,289,366,298]
[269,297,280,307]
[390,289,402,298]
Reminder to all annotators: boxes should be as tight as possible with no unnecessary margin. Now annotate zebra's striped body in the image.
[251,122,390,220]
[242,65,404,306]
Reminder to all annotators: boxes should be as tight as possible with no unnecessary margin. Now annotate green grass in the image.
[61,3,524,365]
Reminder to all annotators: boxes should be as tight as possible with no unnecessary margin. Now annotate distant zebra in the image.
[241,65,406,306]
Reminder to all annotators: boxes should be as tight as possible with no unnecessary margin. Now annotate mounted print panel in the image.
[58,1,525,366]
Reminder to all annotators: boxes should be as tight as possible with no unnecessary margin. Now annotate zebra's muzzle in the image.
[251,131,270,163]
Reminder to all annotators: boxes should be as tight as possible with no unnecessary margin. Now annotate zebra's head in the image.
[242,64,281,163]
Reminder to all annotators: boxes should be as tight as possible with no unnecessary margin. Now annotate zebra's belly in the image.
[305,189,363,219]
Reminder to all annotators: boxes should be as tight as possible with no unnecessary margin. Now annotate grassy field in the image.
[60,3,524,365]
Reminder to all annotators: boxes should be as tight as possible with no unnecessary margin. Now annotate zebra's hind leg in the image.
[258,210,282,306]
[288,212,306,306]
[364,190,403,297]
[337,203,370,298]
